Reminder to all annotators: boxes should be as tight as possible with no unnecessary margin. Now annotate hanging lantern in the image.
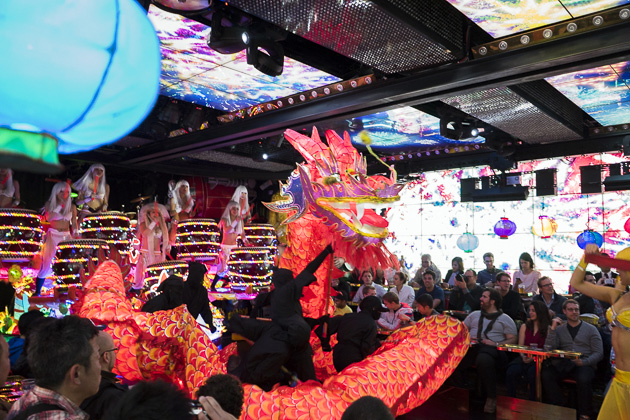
[532,215,558,238]
[494,217,516,239]
[456,232,479,253]
[0,0,161,172]
[576,230,604,249]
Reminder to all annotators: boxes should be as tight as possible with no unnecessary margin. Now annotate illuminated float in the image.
[242,223,278,251]
[51,239,108,286]
[141,260,189,301]
[0,209,43,267]
[79,212,132,255]
[72,128,468,419]
[226,247,274,294]
[175,219,221,262]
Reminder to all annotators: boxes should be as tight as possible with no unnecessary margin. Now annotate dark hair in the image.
[394,271,407,282]
[360,270,373,282]
[484,287,502,309]
[17,310,44,337]
[415,293,434,308]
[196,374,244,418]
[518,252,535,269]
[363,285,376,293]
[563,299,579,310]
[105,381,192,420]
[527,300,551,338]
[28,315,99,389]
[382,292,399,305]
[537,276,551,288]
[422,270,436,281]
[465,269,477,277]
[495,271,510,283]
[452,257,464,272]
[482,252,494,260]
[340,396,394,420]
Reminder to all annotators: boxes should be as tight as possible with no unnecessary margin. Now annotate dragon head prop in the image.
[265,127,403,248]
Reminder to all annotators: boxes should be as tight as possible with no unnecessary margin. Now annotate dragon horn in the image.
[284,128,328,164]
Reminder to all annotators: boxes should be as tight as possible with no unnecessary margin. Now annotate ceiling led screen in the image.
[148,6,341,112]
[546,60,630,126]
[325,107,485,150]
[445,0,630,38]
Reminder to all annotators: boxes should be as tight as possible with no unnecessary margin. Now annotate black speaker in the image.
[580,165,602,194]
[536,169,557,196]
[460,178,479,202]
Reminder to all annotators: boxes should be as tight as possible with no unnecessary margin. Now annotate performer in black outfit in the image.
[183,262,216,333]
[141,275,184,313]
[316,295,386,372]
[227,244,333,390]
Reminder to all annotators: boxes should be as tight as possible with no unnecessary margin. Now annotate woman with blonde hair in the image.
[134,202,169,288]
[168,180,195,222]
[73,163,110,219]
[35,182,77,295]
[571,244,630,420]
[0,168,20,208]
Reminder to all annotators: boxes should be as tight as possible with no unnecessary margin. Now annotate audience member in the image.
[477,252,499,287]
[1,337,12,420]
[196,374,244,419]
[378,292,413,331]
[331,276,351,298]
[593,253,617,286]
[495,272,525,322]
[103,380,192,420]
[460,288,517,414]
[513,252,541,294]
[7,316,101,420]
[414,271,444,313]
[333,291,353,317]
[183,262,216,333]
[8,310,44,369]
[532,276,567,319]
[197,396,238,420]
[388,272,414,307]
[356,286,376,313]
[141,275,184,313]
[352,271,385,303]
[444,257,464,287]
[505,300,551,400]
[415,294,438,319]
[542,299,603,419]
[448,270,482,312]
[412,254,442,286]
[11,316,55,379]
[340,396,394,420]
[80,331,127,420]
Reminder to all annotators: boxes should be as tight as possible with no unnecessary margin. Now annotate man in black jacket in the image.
[495,272,525,322]
[80,331,127,420]
[448,270,482,312]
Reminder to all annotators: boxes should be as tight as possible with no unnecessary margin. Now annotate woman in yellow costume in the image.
[571,243,630,420]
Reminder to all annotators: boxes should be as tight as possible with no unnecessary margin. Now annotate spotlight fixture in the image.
[206,5,252,54]
[245,26,285,77]
[439,118,483,140]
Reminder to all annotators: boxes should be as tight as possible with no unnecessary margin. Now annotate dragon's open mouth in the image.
[317,197,398,238]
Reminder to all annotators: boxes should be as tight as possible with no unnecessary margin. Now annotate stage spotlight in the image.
[440,118,483,140]
[206,6,251,54]
[246,38,284,77]
[262,153,269,160]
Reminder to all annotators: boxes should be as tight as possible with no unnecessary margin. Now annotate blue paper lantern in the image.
[494,217,516,239]
[456,232,479,253]
[0,0,160,172]
[576,230,604,249]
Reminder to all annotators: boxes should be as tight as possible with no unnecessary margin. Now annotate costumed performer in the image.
[570,244,630,420]
[227,244,333,390]
[184,261,216,333]
[134,202,170,289]
[35,182,77,295]
[168,179,195,222]
[0,168,20,208]
[218,187,250,275]
[73,163,110,220]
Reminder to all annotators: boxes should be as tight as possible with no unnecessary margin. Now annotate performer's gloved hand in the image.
[324,244,334,255]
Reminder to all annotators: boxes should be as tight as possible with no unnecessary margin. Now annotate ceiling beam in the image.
[121,21,630,166]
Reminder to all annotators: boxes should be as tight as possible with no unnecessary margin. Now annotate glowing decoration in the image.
[142,260,188,301]
[79,212,132,255]
[577,229,604,249]
[0,210,44,261]
[243,224,278,252]
[227,247,274,294]
[8,264,23,283]
[624,216,630,235]
[532,215,558,238]
[51,239,108,285]
[456,232,479,253]
[0,0,160,171]
[0,309,17,335]
[175,219,221,261]
[494,217,517,239]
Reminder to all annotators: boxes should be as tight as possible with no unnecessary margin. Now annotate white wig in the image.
[73,163,106,197]
[170,180,193,213]
[230,185,250,217]
[0,169,15,197]
[138,202,169,230]
[44,182,73,217]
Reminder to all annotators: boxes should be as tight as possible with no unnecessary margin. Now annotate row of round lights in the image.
[383,145,482,162]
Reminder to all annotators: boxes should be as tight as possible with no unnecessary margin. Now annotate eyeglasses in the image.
[100,347,119,356]
[540,283,553,288]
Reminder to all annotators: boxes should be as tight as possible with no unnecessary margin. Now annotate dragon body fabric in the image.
[265,127,404,318]
[74,128,469,419]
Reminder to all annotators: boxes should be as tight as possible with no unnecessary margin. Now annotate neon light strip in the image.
[228,260,273,264]
[0,211,41,217]
[0,251,39,256]
[79,227,130,232]
[0,226,43,233]
[0,240,42,245]
[81,215,130,221]
[228,273,273,280]
[176,241,221,246]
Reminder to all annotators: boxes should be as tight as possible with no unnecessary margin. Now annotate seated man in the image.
[495,272,525,322]
[542,299,603,420]
[196,374,244,419]
[80,331,127,420]
[460,288,517,414]
[415,293,438,319]
[448,270,482,312]
[413,271,444,313]
[477,252,499,287]
[532,276,567,319]
[7,316,101,420]
[356,286,376,312]
[333,290,353,317]
[378,292,413,331]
